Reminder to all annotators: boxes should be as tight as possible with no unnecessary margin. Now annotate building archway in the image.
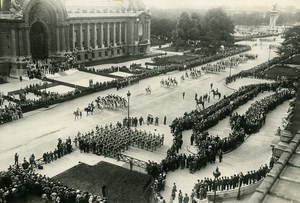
[30,22,48,59]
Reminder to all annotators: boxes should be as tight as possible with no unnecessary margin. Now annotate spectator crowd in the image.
[192,164,270,200]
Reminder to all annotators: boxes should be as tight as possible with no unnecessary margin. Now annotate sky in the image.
[143,0,300,10]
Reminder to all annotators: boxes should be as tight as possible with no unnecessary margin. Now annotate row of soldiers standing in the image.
[75,125,164,158]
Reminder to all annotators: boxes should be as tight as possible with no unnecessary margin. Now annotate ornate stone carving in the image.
[28,4,51,24]
[10,0,24,19]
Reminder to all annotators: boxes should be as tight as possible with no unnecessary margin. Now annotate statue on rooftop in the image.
[127,0,145,11]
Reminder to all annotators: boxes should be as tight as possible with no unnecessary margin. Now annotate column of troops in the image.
[75,125,164,158]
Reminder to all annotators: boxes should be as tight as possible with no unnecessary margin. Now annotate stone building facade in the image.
[0,0,151,75]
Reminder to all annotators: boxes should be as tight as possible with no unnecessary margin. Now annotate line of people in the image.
[230,89,295,135]
[0,102,23,125]
[147,81,296,201]
[42,137,73,164]
[192,164,269,201]
[170,81,296,135]
[225,54,294,84]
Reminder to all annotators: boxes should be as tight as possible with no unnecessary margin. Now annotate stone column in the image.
[71,24,76,50]
[18,29,24,56]
[112,22,116,46]
[93,23,98,49]
[56,26,60,52]
[65,25,70,51]
[107,22,110,46]
[79,23,83,50]
[11,29,17,57]
[130,21,135,44]
[100,22,104,48]
[118,22,122,44]
[136,22,139,42]
[61,26,66,52]
[86,23,90,48]
[124,22,127,44]
[147,20,151,43]
[142,22,147,41]
[25,28,30,56]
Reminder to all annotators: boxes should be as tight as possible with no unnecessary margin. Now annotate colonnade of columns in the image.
[8,18,150,58]
[10,27,31,57]
[67,21,129,51]
[64,19,150,52]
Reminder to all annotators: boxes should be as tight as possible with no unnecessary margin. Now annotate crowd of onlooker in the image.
[26,55,77,79]
[146,80,297,201]
[0,136,112,203]
[230,89,295,135]
[200,53,254,74]
[234,34,278,42]
[170,81,294,134]
[0,92,5,106]
[0,102,23,125]
[0,166,109,203]
[192,164,270,200]
[152,45,251,70]
[225,54,294,84]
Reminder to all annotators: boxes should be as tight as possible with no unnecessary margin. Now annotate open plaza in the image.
[1,35,298,202]
[1,0,300,203]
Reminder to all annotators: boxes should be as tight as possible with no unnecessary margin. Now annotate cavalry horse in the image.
[160,78,178,88]
[145,86,151,94]
[84,105,95,116]
[211,89,221,99]
[196,98,205,110]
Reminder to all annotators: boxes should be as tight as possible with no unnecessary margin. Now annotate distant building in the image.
[0,0,151,75]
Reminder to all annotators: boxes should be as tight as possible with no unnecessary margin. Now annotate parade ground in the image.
[0,37,289,202]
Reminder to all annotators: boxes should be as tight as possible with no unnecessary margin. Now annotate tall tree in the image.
[201,8,235,55]
[151,17,176,40]
[277,26,300,61]
[177,12,192,40]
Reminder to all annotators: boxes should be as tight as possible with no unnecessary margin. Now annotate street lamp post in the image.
[127,91,131,128]
[268,45,272,62]
[229,59,232,77]
[213,167,221,203]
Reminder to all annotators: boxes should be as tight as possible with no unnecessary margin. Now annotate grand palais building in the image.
[0,0,151,75]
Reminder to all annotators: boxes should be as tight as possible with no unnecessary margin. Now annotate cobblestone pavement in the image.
[0,38,286,202]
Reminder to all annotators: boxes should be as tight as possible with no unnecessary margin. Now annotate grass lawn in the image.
[154,55,198,65]
[290,54,300,65]
[84,54,162,67]
[52,161,152,203]
[159,46,195,52]
[264,65,300,80]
